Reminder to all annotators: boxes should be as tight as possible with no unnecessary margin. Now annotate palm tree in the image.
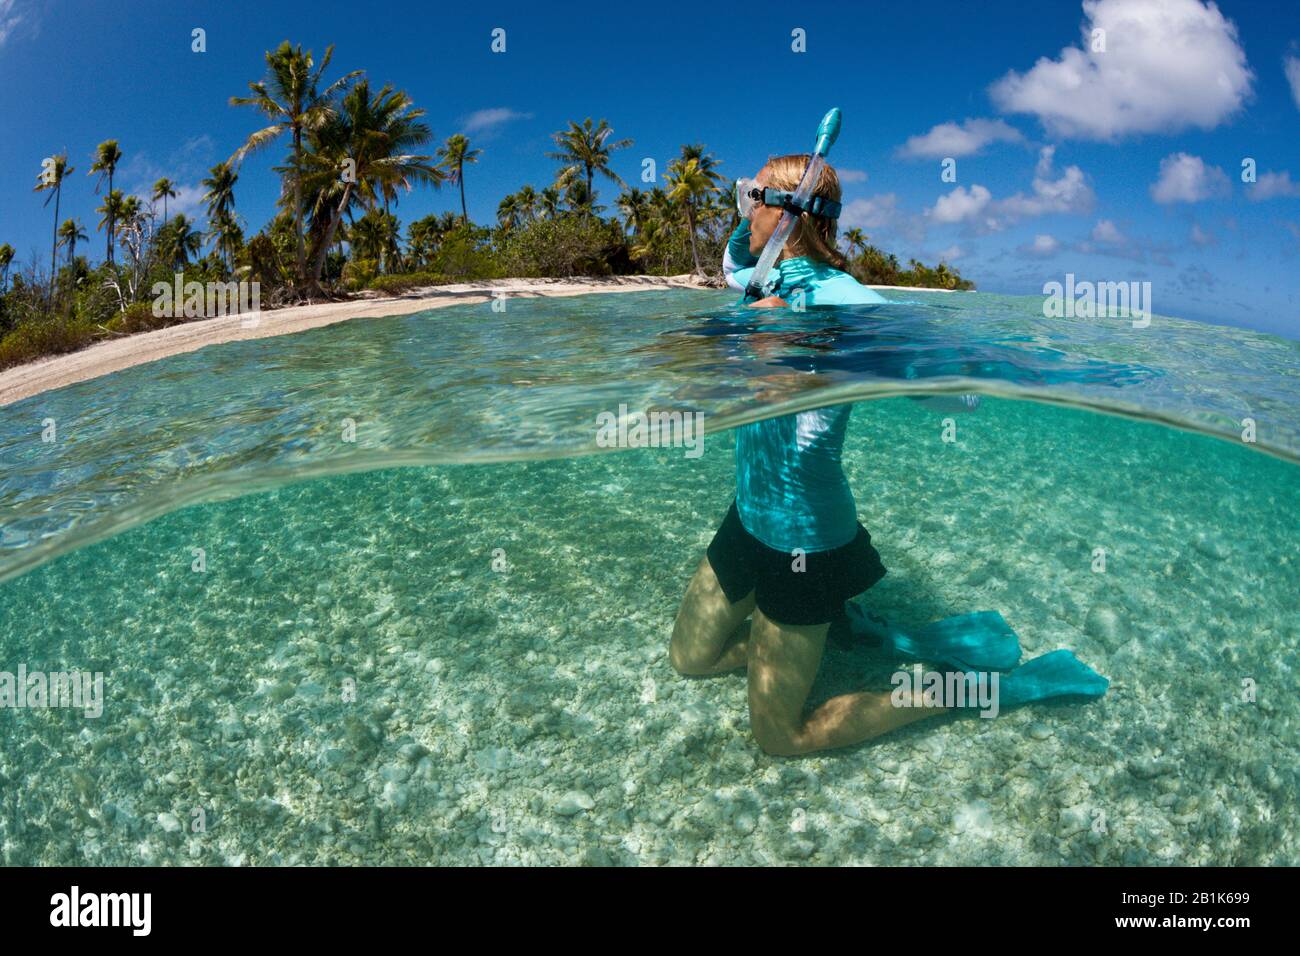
[152,178,178,226]
[538,186,562,219]
[33,152,73,292]
[680,143,724,182]
[201,162,238,221]
[349,208,401,269]
[89,140,124,264]
[562,177,603,217]
[407,216,441,267]
[210,211,244,270]
[95,190,125,265]
[435,134,481,223]
[117,194,142,229]
[842,227,867,259]
[514,185,538,222]
[630,216,673,273]
[57,218,88,265]
[664,155,720,276]
[299,79,440,287]
[0,243,14,293]
[547,118,632,216]
[114,195,145,270]
[159,214,202,270]
[230,41,361,290]
[201,162,240,268]
[496,193,521,230]
[617,188,651,236]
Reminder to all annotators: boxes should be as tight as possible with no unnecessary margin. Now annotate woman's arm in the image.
[724,221,757,292]
[747,296,789,308]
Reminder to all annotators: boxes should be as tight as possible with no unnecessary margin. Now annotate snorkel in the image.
[742,107,843,302]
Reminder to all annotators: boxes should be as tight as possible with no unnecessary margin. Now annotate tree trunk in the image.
[106,171,115,265]
[49,185,61,297]
[293,125,306,289]
[686,202,701,276]
[459,166,467,222]
[308,182,353,288]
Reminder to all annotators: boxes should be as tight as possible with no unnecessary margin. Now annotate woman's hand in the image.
[747,296,789,308]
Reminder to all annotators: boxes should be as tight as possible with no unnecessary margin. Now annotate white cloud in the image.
[1286,54,1300,110]
[840,193,899,230]
[125,183,205,221]
[177,134,215,159]
[930,185,992,224]
[929,147,1094,230]
[936,245,965,262]
[1190,223,1215,247]
[840,193,926,245]
[1150,153,1230,203]
[837,168,868,183]
[0,0,27,46]
[1021,234,1060,257]
[1090,219,1124,243]
[898,118,1023,158]
[462,108,533,134]
[989,0,1252,139]
[996,147,1095,218]
[167,184,206,219]
[1249,170,1300,201]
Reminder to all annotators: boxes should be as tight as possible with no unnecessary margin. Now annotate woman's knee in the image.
[750,716,806,757]
[668,636,699,675]
[668,629,714,676]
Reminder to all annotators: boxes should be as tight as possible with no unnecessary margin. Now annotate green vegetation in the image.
[0,39,973,372]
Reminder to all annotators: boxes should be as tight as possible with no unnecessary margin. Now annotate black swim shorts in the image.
[705,500,887,627]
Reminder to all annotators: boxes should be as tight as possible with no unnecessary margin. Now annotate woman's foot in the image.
[992,648,1109,710]
[845,604,1022,671]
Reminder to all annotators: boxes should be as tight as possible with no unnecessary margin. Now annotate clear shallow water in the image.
[1,289,1297,583]
[0,288,1297,866]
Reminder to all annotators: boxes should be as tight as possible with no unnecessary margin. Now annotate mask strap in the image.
[767,189,841,220]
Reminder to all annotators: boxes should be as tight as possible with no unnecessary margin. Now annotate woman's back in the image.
[735,403,858,553]
[727,254,880,553]
[729,255,887,307]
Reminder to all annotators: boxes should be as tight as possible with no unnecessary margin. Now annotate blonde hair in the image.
[760,154,849,271]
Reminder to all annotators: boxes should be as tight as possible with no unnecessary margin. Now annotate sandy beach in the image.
[0,277,953,407]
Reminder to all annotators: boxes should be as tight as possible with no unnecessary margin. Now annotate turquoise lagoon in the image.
[0,288,1295,865]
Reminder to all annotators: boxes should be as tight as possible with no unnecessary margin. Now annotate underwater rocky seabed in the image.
[0,395,1295,866]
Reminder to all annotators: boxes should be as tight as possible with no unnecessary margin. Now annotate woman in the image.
[670,154,944,756]
[669,155,1106,755]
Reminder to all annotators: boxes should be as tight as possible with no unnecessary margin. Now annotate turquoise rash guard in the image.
[723,221,884,552]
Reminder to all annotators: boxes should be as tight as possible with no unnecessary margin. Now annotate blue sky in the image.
[1,0,1298,336]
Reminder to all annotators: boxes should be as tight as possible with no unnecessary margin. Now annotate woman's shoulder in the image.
[808,264,887,305]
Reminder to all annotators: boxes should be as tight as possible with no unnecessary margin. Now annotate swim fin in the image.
[993,648,1110,709]
[846,603,1022,672]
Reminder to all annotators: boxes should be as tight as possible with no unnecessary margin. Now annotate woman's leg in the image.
[746,608,948,756]
[670,557,756,675]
